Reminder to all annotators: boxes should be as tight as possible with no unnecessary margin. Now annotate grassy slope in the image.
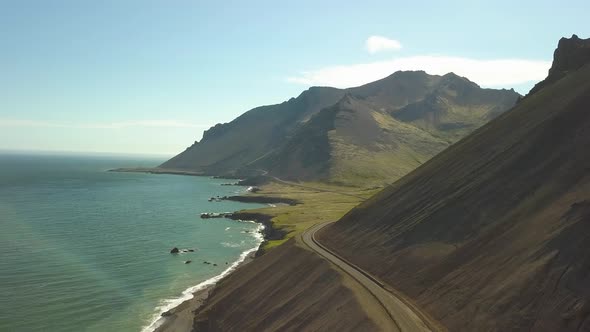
[328,110,448,186]
[161,87,344,174]
[320,62,590,331]
[237,181,379,250]
[186,181,387,331]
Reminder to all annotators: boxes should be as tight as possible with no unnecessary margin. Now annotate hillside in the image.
[160,86,344,174]
[319,35,590,331]
[161,71,519,185]
[188,240,387,331]
[263,94,448,185]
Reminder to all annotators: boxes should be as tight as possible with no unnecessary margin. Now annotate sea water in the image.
[0,152,265,331]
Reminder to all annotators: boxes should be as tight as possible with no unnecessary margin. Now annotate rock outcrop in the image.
[529,34,590,95]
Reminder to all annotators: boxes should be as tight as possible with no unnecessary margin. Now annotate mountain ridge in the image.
[161,71,519,186]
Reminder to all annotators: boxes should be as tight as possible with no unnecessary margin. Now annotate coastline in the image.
[109,167,206,177]
[112,167,370,332]
[145,224,263,332]
[230,211,286,256]
[134,171,285,332]
[152,285,214,332]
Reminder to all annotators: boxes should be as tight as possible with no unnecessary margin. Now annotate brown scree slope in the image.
[190,239,388,331]
[319,35,590,331]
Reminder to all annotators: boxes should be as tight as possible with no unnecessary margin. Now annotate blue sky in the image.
[1,0,588,156]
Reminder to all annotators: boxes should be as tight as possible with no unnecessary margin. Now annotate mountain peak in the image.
[388,70,428,78]
[550,34,590,75]
[363,70,430,85]
[441,72,467,81]
[329,93,366,112]
[529,34,590,95]
[440,72,480,88]
[442,72,461,78]
[297,85,342,99]
[338,92,358,103]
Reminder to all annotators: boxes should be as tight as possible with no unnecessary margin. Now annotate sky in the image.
[1,0,589,156]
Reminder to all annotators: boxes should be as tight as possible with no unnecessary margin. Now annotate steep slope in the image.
[320,35,590,331]
[529,34,590,95]
[392,73,519,142]
[264,94,448,185]
[349,70,443,109]
[189,240,386,331]
[259,73,518,186]
[161,87,344,173]
[160,72,519,184]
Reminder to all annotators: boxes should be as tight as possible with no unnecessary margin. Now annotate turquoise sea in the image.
[0,152,265,332]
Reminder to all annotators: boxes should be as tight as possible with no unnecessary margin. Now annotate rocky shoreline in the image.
[145,172,290,331]
[153,252,257,332]
[230,212,287,257]
[111,167,292,331]
[109,167,206,176]
[115,167,289,255]
[152,211,282,332]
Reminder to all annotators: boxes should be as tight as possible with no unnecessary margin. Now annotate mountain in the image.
[161,86,345,174]
[161,71,519,186]
[319,35,590,331]
[529,34,590,95]
[261,93,449,185]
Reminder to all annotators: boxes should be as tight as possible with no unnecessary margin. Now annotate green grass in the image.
[325,111,447,187]
[238,181,380,250]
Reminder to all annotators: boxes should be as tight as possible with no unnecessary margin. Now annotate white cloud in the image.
[0,119,209,129]
[287,55,551,89]
[366,36,402,54]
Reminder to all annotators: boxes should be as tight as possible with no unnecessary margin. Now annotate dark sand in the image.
[153,285,213,332]
[154,253,255,332]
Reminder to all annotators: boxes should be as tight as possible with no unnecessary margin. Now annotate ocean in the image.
[0,152,265,332]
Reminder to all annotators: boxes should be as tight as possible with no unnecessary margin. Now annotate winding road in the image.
[301,222,435,332]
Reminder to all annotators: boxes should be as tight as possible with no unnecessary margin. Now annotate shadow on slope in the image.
[320,36,590,331]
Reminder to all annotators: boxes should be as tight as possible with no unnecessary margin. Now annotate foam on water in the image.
[142,223,265,332]
[0,153,267,332]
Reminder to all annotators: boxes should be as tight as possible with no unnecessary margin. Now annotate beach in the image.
[151,249,258,332]
[153,284,214,332]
